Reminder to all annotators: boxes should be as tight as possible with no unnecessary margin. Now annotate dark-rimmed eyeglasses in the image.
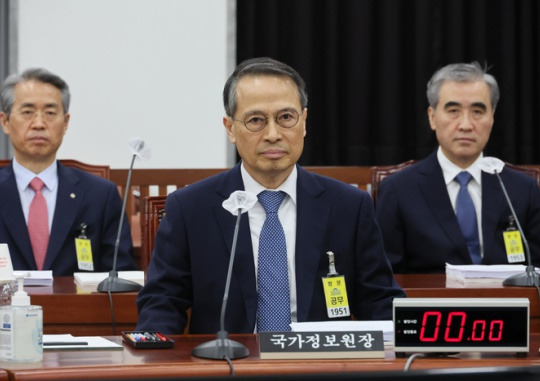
[234,109,300,132]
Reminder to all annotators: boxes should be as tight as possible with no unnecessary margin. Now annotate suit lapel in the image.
[44,163,84,269]
[214,165,257,329]
[295,167,330,322]
[417,153,472,263]
[0,165,35,268]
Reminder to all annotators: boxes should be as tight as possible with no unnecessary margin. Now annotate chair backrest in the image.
[0,158,110,179]
[141,195,167,271]
[137,166,372,269]
[505,163,540,185]
[305,166,372,189]
[370,160,416,207]
[110,166,372,221]
[110,168,228,224]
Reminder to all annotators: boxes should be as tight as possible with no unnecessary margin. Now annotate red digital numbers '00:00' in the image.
[419,311,503,343]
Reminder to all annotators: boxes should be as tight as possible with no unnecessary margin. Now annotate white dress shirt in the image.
[240,163,298,323]
[437,147,484,257]
[13,158,58,232]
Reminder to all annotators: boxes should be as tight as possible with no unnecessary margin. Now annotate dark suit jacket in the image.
[136,164,405,334]
[0,161,137,276]
[376,152,540,273]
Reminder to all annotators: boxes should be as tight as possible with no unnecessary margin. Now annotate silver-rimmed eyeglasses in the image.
[234,109,300,132]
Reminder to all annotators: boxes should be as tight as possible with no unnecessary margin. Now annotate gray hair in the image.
[426,62,499,111]
[223,57,308,117]
[0,67,70,117]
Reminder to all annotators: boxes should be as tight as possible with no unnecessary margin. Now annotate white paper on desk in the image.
[290,320,393,343]
[23,270,53,286]
[74,271,144,286]
[43,334,123,351]
[445,263,540,280]
[445,276,505,288]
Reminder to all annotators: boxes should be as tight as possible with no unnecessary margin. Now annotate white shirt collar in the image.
[12,158,59,193]
[240,163,297,205]
[437,147,483,186]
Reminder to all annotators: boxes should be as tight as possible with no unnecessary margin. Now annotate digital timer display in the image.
[393,298,529,353]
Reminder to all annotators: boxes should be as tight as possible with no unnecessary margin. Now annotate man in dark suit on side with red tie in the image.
[0,68,137,275]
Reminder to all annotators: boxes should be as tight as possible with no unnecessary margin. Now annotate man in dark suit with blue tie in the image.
[136,57,405,334]
[0,68,137,275]
[376,62,540,273]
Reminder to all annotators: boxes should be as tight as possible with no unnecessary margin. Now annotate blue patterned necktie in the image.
[455,172,482,264]
[257,190,291,332]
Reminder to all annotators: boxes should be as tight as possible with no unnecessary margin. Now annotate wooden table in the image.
[27,277,138,336]
[395,274,540,333]
[26,275,540,336]
[2,334,540,380]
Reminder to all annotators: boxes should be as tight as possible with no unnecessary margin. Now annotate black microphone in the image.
[478,157,540,287]
[191,190,257,360]
[97,138,150,293]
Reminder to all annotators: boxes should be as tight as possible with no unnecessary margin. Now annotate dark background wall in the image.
[237,0,540,166]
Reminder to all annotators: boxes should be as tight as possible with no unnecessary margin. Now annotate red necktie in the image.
[28,177,49,270]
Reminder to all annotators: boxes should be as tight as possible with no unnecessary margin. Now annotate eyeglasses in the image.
[14,109,62,122]
[234,109,300,132]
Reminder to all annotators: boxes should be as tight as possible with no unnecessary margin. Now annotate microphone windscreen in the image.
[478,156,505,174]
[222,190,258,215]
[129,138,151,161]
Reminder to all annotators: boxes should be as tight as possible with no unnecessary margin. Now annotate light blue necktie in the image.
[455,172,482,264]
[257,190,291,332]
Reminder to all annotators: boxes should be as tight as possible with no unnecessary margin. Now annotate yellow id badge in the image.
[503,230,525,263]
[322,275,350,318]
[75,238,94,271]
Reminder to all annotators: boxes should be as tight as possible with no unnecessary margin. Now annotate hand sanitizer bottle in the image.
[0,272,43,362]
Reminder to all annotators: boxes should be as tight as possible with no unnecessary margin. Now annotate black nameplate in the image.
[259,330,385,359]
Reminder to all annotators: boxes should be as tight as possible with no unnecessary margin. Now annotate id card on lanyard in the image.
[503,215,525,263]
[321,251,350,318]
[75,223,94,271]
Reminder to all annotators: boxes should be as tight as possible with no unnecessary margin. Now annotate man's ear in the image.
[223,116,236,144]
[427,107,436,131]
[62,113,70,134]
[0,112,9,135]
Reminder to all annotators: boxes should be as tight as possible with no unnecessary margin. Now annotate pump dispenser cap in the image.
[11,271,30,306]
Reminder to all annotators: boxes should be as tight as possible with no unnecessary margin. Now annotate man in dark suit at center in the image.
[376,62,540,273]
[136,57,404,334]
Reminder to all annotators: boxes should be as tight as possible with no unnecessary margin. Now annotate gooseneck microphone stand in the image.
[494,171,540,287]
[97,152,143,293]
[191,208,250,360]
